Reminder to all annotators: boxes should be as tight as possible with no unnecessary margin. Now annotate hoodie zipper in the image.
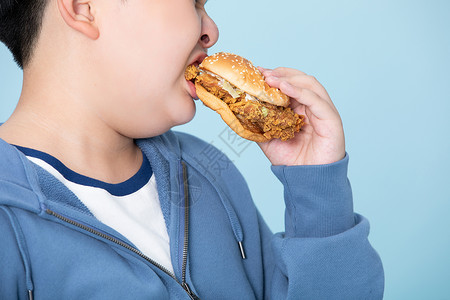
[180,161,200,300]
[45,160,199,300]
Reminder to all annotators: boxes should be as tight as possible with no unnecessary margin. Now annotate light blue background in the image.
[1,0,449,299]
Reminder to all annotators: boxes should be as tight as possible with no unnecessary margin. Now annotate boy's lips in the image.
[185,52,207,100]
[189,52,208,67]
[187,79,198,100]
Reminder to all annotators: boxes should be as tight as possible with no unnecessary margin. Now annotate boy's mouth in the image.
[186,79,199,99]
[185,61,202,100]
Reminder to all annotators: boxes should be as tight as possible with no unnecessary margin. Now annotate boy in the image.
[0,0,384,299]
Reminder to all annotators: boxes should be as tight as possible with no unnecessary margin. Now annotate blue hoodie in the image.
[0,129,384,299]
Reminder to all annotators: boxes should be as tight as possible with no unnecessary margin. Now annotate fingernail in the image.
[258,66,272,73]
[266,76,278,81]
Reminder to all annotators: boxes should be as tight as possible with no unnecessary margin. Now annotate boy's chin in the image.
[170,97,197,126]
[126,94,197,138]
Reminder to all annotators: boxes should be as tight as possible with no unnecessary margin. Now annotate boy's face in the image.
[87,0,218,138]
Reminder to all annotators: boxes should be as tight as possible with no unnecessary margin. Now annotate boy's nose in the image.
[199,13,219,49]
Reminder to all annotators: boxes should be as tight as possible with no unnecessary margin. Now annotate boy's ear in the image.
[57,0,99,40]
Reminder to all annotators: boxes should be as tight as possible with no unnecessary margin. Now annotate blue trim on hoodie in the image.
[11,144,152,197]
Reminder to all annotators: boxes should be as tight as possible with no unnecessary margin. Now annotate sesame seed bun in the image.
[199,52,290,107]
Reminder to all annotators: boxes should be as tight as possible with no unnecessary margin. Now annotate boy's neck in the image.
[0,60,149,184]
[0,105,144,185]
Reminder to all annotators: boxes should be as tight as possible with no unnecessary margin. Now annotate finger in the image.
[257,66,271,73]
[258,67,310,89]
[257,66,274,77]
[267,73,330,101]
[278,80,337,121]
[261,68,332,105]
[265,66,307,78]
[282,74,335,110]
[266,75,337,113]
[286,74,331,101]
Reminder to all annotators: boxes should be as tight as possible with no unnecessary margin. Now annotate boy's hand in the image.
[256,66,345,166]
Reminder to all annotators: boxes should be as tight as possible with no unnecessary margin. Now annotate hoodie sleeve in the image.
[260,153,384,299]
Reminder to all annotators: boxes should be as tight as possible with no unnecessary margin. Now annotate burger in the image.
[185,52,305,142]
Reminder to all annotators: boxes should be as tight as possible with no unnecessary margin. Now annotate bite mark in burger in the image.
[185,52,305,142]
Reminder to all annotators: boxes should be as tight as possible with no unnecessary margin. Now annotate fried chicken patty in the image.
[185,64,199,81]
[185,65,304,141]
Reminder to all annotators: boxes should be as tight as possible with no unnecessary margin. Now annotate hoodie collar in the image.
[0,127,245,256]
[0,130,182,224]
[0,136,43,213]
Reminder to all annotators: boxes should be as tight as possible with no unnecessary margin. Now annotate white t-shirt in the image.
[13,145,174,275]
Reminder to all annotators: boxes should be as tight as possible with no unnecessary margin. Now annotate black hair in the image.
[0,0,49,70]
